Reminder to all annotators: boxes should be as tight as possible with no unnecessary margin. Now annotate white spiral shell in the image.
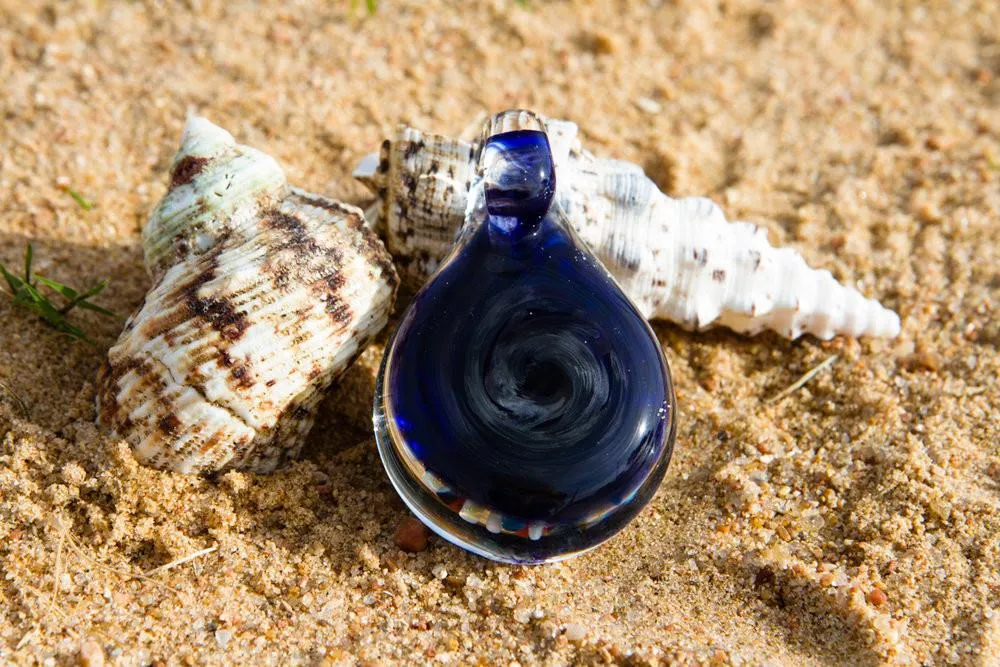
[356,115,900,340]
[97,118,398,474]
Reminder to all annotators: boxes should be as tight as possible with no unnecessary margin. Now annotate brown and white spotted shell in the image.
[355,112,900,341]
[97,118,398,474]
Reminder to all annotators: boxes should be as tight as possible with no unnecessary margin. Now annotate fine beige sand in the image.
[1,1,998,664]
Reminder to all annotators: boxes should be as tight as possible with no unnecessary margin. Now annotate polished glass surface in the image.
[375,127,676,563]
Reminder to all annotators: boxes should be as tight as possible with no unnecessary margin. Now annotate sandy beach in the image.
[1,0,998,663]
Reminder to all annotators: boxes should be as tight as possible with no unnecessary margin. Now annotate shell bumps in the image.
[96,119,398,474]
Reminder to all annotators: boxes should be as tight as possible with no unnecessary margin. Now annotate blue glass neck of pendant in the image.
[482,130,556,242]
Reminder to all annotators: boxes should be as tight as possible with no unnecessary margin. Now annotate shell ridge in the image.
[103,343,258,472]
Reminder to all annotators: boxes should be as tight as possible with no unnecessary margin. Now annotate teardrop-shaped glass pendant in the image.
[374,110,676,564]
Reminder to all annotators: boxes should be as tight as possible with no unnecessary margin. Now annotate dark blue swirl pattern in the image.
[374,128,676,563]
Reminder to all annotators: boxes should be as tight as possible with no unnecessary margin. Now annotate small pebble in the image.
[513,607,532,624]
[357,543,380,571]
[564,623,587,642]
[880,124,914,146]
[635,97,662,115]
[61,462,87,486]
[432,564,448,580]
[394,516,430,553]
[925,134,949,151]
[78,640,104,667]
[902,350,940,372]
[867,588,888,607]
[215,629,232,649]
[915,202,943,224]
[748,10,776,38]
[581,29,617,55]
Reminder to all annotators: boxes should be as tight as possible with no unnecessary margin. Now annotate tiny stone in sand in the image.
[394,516,430,552]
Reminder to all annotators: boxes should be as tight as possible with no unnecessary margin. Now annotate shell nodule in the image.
[97,118,398,474]
[374,113,676,564]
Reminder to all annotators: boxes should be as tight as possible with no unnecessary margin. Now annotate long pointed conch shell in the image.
[97,118,398,474]
[355,115,900,340]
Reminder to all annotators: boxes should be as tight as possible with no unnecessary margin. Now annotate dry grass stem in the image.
[53,519,183,596]
[0,378,30,416]
[143,546,218,577]
[766,354,839,405]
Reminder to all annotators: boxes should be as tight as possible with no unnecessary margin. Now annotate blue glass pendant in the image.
[374,111,676,564]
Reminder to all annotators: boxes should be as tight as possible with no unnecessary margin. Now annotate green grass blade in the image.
[19,284,63,325]
[79,279,109,300]
[77,300,116,318]
[37,275,110,317]
[366,0,377,14]
[24,291,89,341]
[14,280,41,304]
[23,244,33,283]
[0,262,24,293]
[2,244,110,342]
[35,275,79,301]
[68,188,95,211]
[52,319,90,342]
